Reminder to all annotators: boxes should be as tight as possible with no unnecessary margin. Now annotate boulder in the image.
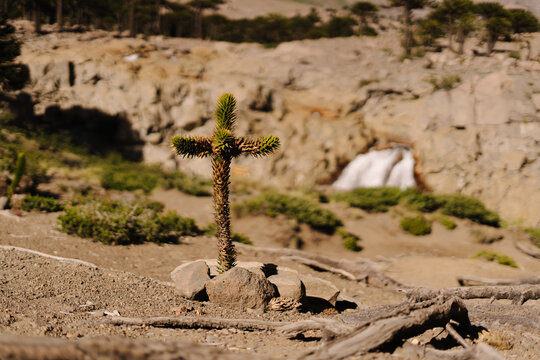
[205,267,276,309]
[267,272,305,301]
[170,260,210,300]
[301,275,340,306]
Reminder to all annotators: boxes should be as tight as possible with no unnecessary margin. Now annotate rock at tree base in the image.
[267,272,305,301]
[205,267,277,309]
[301,274,340,306]
[170,260,210,300]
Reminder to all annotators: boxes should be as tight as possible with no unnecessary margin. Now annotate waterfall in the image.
[333,146,416,190]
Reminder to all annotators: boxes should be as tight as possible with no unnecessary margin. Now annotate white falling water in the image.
[333,147,416,190]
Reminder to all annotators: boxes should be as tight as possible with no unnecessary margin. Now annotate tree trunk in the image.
[212,155,236,272]
[448,20,454,52]
[56,0,62,30]
[155,0,161,34]
[194,0,202,38]
[403,6,412,56]
[487,35,496,55]
[33,2,42,33]
[129,0,136,37]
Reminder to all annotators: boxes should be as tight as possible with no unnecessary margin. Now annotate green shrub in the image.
[472,250,517,268]
[439,194,500,227]
[406,193,443,212]
[101,163,160,193]
[429,74,461,91]
[400,215,432,236]
[21,195,64,212]
[162,170,211,196]
[58,200,198,245]
[334,187,408,213]
[235,192,343,234]
[436,215,457,230]
[337,229,362,252]
[524,228,540,248]
[509,50,520,59]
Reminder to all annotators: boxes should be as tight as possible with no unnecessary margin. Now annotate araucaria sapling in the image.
[171,93,280,272]
[6,152,26,208]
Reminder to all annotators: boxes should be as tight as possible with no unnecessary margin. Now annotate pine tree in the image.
[475,2,511,54]
[391,0,429,56]
[0,18,29,90]
[430,0,475,53]
[351,1,378,35]
[171,94,280,272]
[188,0,224,38]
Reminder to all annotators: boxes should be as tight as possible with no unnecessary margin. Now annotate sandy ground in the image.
[1,188,539,358]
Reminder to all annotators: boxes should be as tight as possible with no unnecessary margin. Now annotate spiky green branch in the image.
[171,93,280,272]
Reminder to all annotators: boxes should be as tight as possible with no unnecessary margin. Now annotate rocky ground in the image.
[1,188,539,359]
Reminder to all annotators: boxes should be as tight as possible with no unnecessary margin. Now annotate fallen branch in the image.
[400,342,504,360]
[278,318,355,340]
[0,334,259,360]
[102,316,290,332]
[279,255,358,281]
[404,284,540,305]
[457,275,540,287]
[0,245,98,268]
[236,243,404,289]
[515,240,540,259]
[300,296,470,360]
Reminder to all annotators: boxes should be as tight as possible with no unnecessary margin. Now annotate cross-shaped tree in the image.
[171,93,280,272]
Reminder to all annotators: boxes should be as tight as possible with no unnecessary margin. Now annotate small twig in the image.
[0,245,98,268]
[445,322,470,349]
[279,255,358,281]
[457,275,540,287]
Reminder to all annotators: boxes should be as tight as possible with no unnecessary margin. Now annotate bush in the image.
[429,74,461,91]
[472,250,517,268]
[338,229,362,251]
[58,200,198,245]
[235,192,343,234]
[439,194,500,227]
[21,195,64,212]
[436,215,457,230]
[334,187,409,213]
[400,215,432,236]
[406,192,443,212]
[101,163,160,194]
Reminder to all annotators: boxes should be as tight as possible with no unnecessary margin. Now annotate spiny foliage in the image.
[171,93,279,272]
[235,191,343,234]
[6,152,26,207]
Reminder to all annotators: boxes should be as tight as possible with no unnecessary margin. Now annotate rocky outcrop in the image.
[15,28,540,226]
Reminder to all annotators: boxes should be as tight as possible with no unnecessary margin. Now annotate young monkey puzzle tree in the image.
[171,94,280,272]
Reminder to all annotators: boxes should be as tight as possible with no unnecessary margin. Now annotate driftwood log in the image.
[236,243,404,288]
[514,240,540,259]
[102,315,289,332]
[457,275,540,287]
[0,335,261,360]
[300,296,473,360]
[405,284,540,304]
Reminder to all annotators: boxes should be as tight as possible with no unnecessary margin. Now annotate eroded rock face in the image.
[17,30,540,225]
[205,267,276,309]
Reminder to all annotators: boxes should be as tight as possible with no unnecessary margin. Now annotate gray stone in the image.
[267,273,305,301]
[170,260,210,300]
[301,275,340,306]
[0,197,7,210]
[205,267,276,309]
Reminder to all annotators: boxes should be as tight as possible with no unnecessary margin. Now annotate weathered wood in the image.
[0,335,260,360]
[279,255,358,281]
[405,284,540,305]
[300,297,470,360]
[514,240,540,259]
[400,342,505,360]
[236,243,404,288]
[278,318,355,340]
[102,315,290,332]
[457,275,540,287]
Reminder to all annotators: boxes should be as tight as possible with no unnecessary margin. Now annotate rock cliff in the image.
[14,26,540,226]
